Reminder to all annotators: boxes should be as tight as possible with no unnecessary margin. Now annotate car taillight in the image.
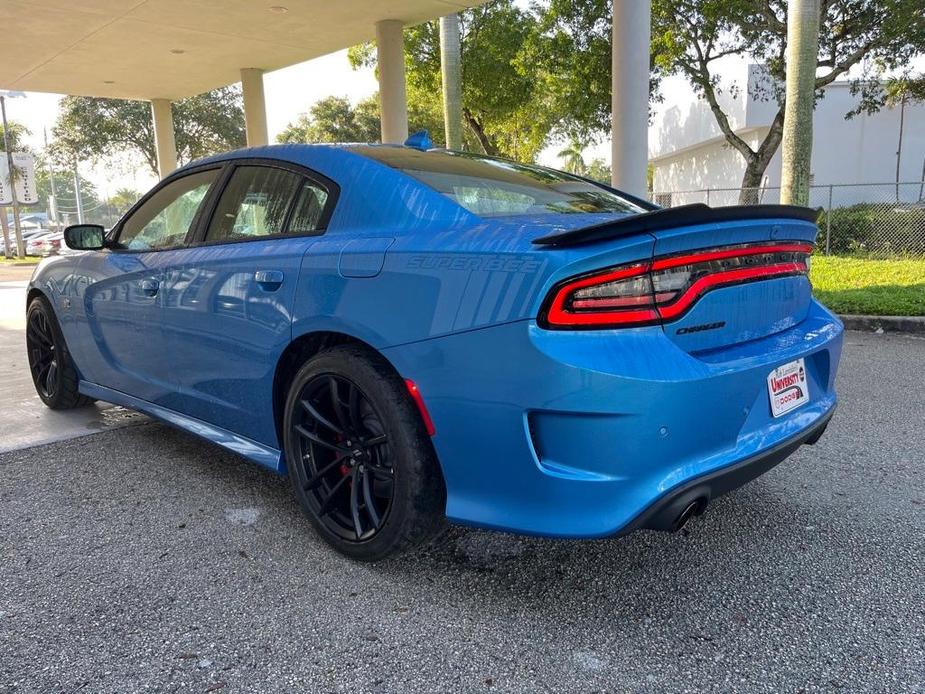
[544,263,660,327]
[539,242,812,329]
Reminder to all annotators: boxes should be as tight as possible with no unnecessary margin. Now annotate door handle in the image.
[140,278,159,296]
[254,270,284,291]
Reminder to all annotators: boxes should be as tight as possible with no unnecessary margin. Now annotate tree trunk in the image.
[463,109,496,156]
[0,207,11,259]
[439,14,463,150]
[780,0,821,206]
[738,162,765,205]
[738,109,786,205]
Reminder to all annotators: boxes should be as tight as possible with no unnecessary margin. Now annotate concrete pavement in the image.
[0,271,146,454]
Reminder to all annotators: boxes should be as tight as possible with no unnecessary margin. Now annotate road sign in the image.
[0,152,38,205]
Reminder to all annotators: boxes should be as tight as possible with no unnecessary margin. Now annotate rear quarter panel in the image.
[291,224,656,348]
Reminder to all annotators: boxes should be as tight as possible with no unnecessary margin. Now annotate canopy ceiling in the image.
[1,0,483,100]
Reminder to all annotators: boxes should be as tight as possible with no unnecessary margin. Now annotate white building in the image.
[649,62,925,206]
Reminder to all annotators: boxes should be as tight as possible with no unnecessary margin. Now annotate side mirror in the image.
[63,224,105,251]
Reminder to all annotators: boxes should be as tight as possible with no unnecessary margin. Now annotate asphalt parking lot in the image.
[1,327,923,693]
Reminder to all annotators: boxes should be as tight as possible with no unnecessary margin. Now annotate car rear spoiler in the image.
[532,203,821,247]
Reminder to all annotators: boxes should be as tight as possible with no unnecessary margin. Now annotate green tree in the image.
[277,96,380,143]
[278,93,448,147]
[107,188,143,218]
[0,120,31,153]
[883,73,925,200]
[557,138,587,174]
[34,166,103,224]
[1,121,34,256]
[51,87,246,176]
[520,0,629,144]
[586,158,612,184]
[652,0,925,202]
[348,0,552,161]
[532,0,925,202]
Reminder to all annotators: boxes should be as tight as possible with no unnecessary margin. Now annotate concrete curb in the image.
[838,314,925,334]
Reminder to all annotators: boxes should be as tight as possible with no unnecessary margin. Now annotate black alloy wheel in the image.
[26,296,94,410]
[27,307,59,400]
[284,345,445,561]
[292,373,395,542]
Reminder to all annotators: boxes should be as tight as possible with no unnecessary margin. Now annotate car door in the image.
[158,161,336,446]
[77,167,222,403]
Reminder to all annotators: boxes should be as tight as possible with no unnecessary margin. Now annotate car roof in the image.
[179,143,478,233]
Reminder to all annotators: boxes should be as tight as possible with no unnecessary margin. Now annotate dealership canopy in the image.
[0,0,486,175]
[0,0,653,197]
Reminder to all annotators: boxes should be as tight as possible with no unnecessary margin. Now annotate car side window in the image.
[204,166,301,243]
[288,180,330,234]
[118,169,219,251]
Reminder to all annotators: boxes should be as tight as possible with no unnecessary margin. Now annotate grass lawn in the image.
[0,256,40,266]
[811,256,925,316]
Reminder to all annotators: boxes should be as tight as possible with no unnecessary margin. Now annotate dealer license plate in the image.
[767,358,809,418]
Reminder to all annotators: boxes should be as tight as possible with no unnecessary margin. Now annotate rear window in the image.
[353,147,646,218]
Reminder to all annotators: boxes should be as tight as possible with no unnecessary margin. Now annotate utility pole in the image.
[73,161,84,224]
[895,91,906,202]
[780,0,820,206]
[44,127,59,229]
[0,91,27,257]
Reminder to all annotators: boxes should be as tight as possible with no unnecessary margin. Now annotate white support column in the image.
[240,68,269,147]
[150,98,178,179]
[376,19,409,144]
[610,0,651,197]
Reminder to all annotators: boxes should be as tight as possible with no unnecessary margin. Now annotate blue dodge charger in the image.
[26,142,842,560]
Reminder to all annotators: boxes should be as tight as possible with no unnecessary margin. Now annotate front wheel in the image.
[283,345,445,561]
[26,296,94,410]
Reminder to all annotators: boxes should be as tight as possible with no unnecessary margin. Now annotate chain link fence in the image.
[650,182,925,257]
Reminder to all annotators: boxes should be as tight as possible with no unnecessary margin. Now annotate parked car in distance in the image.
[23,228,50,241]
[26,141,843,560]
[25,231,62,256]
[23,229,54,255]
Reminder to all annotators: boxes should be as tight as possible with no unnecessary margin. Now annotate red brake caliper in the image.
[335,433,351,477]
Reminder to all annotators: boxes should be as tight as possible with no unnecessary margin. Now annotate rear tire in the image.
[283,344,445,561]
[26,296,94,410]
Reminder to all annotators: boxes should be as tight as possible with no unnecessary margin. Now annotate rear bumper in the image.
[384,299,843,538]
[623,408,833,534]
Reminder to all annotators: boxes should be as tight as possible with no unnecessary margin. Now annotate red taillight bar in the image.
[539,241,812,330]
[544,263,660,328]
[650,243,813,271]
[656,261,807,320]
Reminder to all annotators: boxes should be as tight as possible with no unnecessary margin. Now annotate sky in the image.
[4,49,383,198]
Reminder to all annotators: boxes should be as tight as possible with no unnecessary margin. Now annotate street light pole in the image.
[0,92,27,258]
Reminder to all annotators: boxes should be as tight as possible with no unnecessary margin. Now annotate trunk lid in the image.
[649,217,817,353]
[532,207,818,352]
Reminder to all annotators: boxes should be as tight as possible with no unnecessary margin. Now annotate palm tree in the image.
[107,187,143,217]
[884,74,925,201]
[439,14,463,150]
[0,120,31,258]
[557,139,586,175]
[780,0,820,207]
